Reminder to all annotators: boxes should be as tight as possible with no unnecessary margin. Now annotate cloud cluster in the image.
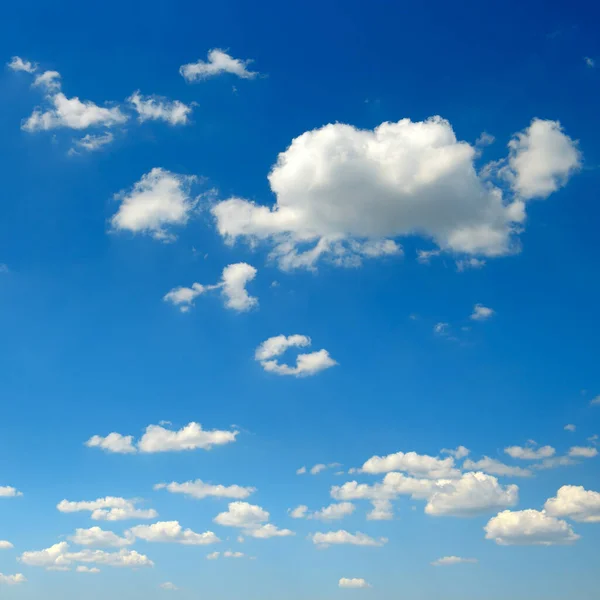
[57,497,157,522]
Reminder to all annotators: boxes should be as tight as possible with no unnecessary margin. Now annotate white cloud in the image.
[163,263,258,313]
[289,505,309,519]
[456,257,486,271]
[585,57,595,68]
[128,91,193,125]
[69,527,133,548]
[160,582,179,590]
[310,464,327,475]
[433,322,450,336]
[463,457,532,478]
[431,556,477,566]
[72,132,114,153]
[0,573,26,585]
[484,509,580,545]
[475,132,495,147]
[213,502,293,539]
[20,542,153,570]
[0,486,22,497]
[296,466,307,475]
[339,578,371,588]
[0,541,14,549]
[310,530,387,548]
[223,550,244,558]
[57,497,157,521]
[76,566,100,573]
[591,396,600,406]
[33,70,61,92]
[180,49,259,82]
[7,56,37,73]
[206,551,220,560]
[470,304,494,321]
[504,445,555,460]
[417,249,441,264]
[502,119,581,200]
[441,446,470,459]
[86,422,238,454]
[366,499,394,521]
[154,479,255,500]
[532,456,576,470]
[255,334,337,377]
[291,502,355,521]
[544,485,600,523]
[128,521,220,545]
[110,168,198,241]
[212,117,578,270]
[568,446,598,458]
[564,424,576,432]
[360,450,459,478]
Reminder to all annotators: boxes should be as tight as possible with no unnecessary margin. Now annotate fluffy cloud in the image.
[154,479,255,500]
[212,117,579,270]
[462,457,532,478]
[69,527,133,548]
[71,132,114,153]
[431,556,478,566]
[289,505,309,519]
[0,486,22,497]
[504,445,555,460]
[110,168,198,241]
[339,578,371,588]
[128,521,220,545]
[213,502,293,539]
[289,502,355,521]
[128,91,193,125]
[503,119,581,200]
[0,573,26,585]
[484,509,580,545]
[180,49,258,82]
[0,541,14,549]
[544,485,600,523]
[568,446,598,458]
[470,304,494,321]
[7,56,37,73]
[76,566,100,573]
[33,70,61,91]
[360,450,459,478]
[57,497,157,521]
[255,334,337,377]
[20,542,153,570]
[86,422,238,454]
[164,263,258,313]
[310,530,387,548]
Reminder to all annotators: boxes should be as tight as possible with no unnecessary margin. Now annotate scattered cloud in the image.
[128,521,220,545]
[154,479,255,500]
[585,57,595,68]
[532,456,576,470]
[69,527,134,548]
[504,445,555,460]
[484,509,580,545]
[431,556,478,566]
[296,466,307,475]
[205,550,245,560]
[339,578,371,588]
[310,530,387,548]
[7,56,37,73]
[289,505,309,519]
[86,422,238,454]
[544,485,600,523]
[214,502,293,539]
[110,168,198,241]
[475,132,495,147]
[564,424,576,432]
[128,91,193,125]
[0,541,14,550]
[463,457,532,478]
[470,304,494,321]
[160,582,179,590]
[360,450,459,478]
[417,249,441,264]
[76,566,100,573]
[0,486,23,498]
[456,258,486,271]
[71,132,114,154]
[289,502,355,521]
[568,446,598,458]
[57,497,157,521]
[434,322,450,336]
[441,446,470,459]
[255,334,337,377]
[180,49,259,82]
[590,395,600,406]
[0,573,26,585]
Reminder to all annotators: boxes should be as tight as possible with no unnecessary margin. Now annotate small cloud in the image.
[564,424,576,432]
[585,57,595,68]
[590,395,600,407]
[417,249,441,264]
[456,258,486,271]
[180,49,259,82]
[431,556,478,566]
[338,578,371,589]
[475,132,495,147]
[7,56,37,73]
[296,466,307,475]
[470,304,494,321]
[160,582,179,590]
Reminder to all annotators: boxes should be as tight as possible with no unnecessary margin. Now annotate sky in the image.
[1,0,600,599]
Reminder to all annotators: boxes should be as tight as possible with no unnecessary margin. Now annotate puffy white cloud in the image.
[484,509,580,545]
[0,541,14,549]
[310,464,327,475]
[290,502,355,521]
[289,505,309,519]
[441,446,470,459]
[463,457,532,478]
[0,486,22,497]
[564,424,576,432]
[154,479,255,500]
[0,573,26,585]
[180,49,258,82]
[57,497,157,521]
[76,566,100,573]
[360,450,459,478]
[110,168,198,241]
[544,485,600,523]
[69,527,133,548]
[33,70,61,92]
[568,446,598,458]
[504,445,555,460]
[255,334,337,377]
[431,556,477,566]
[85,432,136,454]
[128,91,193,125]
[128,521,220,545]
[86,422,238,454]
[503,119,581,200]
[310,530,387,548]
[71,132,114,153]
[213,502,293,539]
[160,581,179,590]
[470,304,494,321]
[7,56,37,73]
[366,499,394,521]
[20,542,153,570]
[339,578,371,588]
[212,117,578,270]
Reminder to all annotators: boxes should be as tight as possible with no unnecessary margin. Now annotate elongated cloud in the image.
[180,49,259,82]
[154,479,255,500]
[57,497,157,521]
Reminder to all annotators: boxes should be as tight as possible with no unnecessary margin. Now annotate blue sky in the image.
[1,0,600,598]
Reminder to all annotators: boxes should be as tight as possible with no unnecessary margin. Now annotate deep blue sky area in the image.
[0,1,599,599]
